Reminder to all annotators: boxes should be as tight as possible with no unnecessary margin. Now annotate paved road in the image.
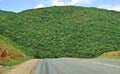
[32,58,120,74]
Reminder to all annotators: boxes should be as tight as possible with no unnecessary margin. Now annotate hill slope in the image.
[0,35,25,61]
[0,6,120,58]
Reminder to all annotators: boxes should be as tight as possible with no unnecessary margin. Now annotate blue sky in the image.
[0,0,120,12]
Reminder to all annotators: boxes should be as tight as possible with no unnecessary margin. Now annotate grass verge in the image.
[0,57,32,74]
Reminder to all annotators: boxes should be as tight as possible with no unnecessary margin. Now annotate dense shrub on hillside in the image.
[0,6,120,58]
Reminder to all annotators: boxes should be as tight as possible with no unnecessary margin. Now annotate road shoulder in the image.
[8,59,39,74]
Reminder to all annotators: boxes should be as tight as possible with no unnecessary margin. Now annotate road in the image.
[32,58,120,74]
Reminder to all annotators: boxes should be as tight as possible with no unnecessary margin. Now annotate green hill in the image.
[0,6,120,58]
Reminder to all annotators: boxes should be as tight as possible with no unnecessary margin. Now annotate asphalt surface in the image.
[32,58,120,74]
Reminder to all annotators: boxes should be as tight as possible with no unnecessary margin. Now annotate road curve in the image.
[32,58,120,74]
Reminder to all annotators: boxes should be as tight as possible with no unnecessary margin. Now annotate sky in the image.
[0,0,120,12]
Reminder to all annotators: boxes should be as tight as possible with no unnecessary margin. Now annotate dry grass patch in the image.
[98,50,120,59]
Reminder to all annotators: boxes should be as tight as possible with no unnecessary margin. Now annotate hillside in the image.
[0,35,25,61]
[0,6,120,58]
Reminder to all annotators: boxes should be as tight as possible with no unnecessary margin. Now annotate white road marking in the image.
[84,60,120,69]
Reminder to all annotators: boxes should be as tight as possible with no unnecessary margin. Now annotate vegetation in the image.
[0,35,24,57]
[0,58,31,74]
[0,35,35,58]
[0,58,30,66]
[98,50,120,59]
[0,35,34,67]
[0,6,120,58]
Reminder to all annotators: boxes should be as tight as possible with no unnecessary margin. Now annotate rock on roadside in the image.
[8,59,39,74]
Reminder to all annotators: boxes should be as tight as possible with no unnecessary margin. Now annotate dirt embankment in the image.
[0,48,25,61]
[99,50,120,58]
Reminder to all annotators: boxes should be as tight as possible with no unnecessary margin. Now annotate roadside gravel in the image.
[8,59,39,74]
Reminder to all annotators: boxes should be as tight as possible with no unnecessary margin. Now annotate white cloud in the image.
[108,5,120,11]
[34,4,45,9]
[70,0,82,4]
[52,0,65,6]
[51,0,93,6]
[69,0,93,5]
[33,0,93,8]
[98,5,120,12]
